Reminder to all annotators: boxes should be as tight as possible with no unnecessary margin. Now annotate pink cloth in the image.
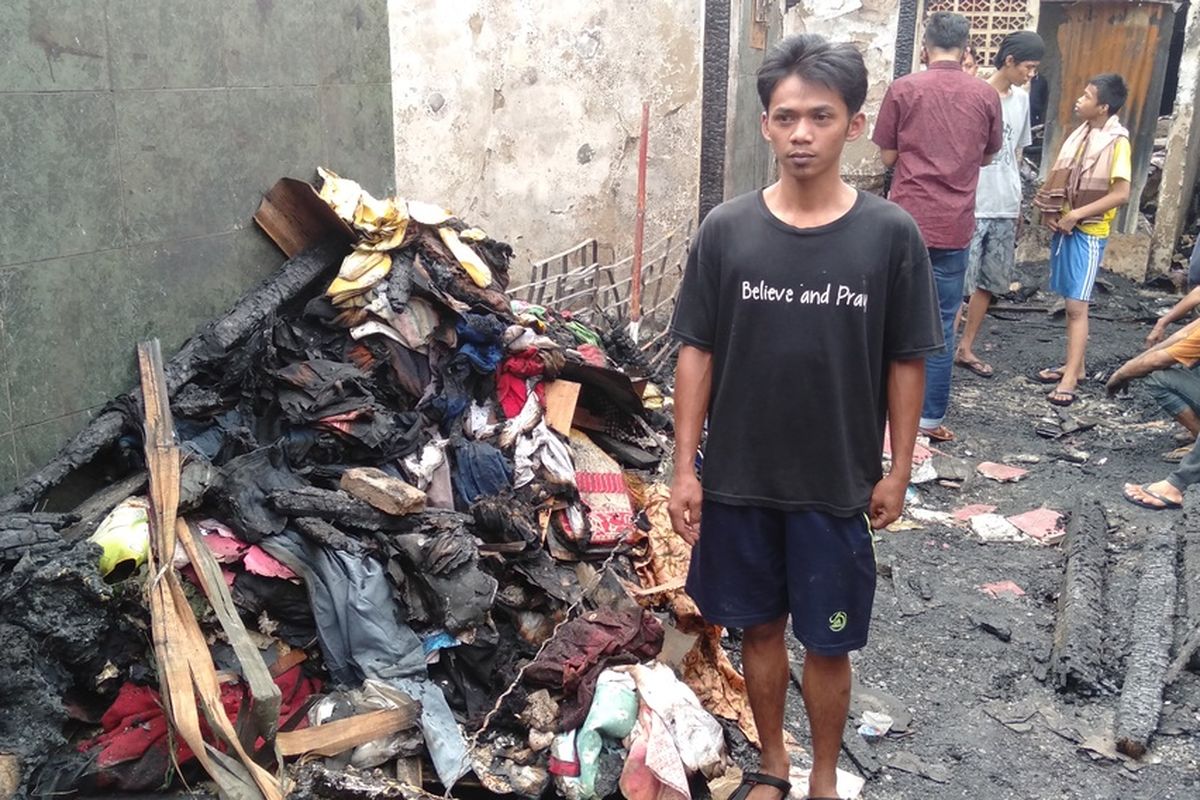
[620,704,690,800]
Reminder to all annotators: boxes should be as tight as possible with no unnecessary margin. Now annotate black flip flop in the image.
[1035,367,1065,384]
[955,357,993,378]
[1047,389,1077,407]
[729,771,792,800]
[1123,484,1182,510]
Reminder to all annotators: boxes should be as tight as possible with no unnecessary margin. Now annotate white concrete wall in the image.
[387,0,703,276]
[785,0,902,187]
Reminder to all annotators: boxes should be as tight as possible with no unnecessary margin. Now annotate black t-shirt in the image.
[670,189,943,515]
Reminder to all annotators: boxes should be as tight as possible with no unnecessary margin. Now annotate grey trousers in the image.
[1145,365,1200,490]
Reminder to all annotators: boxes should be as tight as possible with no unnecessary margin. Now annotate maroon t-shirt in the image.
[872,62,1003,249]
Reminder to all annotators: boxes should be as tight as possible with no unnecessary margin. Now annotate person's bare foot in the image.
[954,348,993,377]
[1123,480,1183,509]
[745,755,791,800]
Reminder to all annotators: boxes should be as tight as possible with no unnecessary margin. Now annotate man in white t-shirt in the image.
[954,31,1045,378]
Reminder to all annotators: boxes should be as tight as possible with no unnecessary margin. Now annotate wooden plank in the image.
[543,380,582,436]
[253,178,355,258]
[277,707,419,758]
[395,757,424,788]
[138,340,283,800]
[177,518,282,751]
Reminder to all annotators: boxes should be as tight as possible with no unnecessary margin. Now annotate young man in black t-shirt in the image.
[669,35,942,800]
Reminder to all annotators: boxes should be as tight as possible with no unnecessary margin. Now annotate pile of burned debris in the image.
[0,171,750,800]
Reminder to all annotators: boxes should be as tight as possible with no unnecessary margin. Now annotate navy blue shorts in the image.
[685,500,877,655]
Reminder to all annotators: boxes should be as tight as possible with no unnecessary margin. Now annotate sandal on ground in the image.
[1163,445,1193,463]
[1035,367,1066,384]
[1174,430,1197,445]
[728,772,792,800]
[1123,483,1182,510]
[1046,389,1077,407]
[955,357,993,378]
[918,425,955,442]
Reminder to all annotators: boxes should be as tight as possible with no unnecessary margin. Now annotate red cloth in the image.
[871,62,1003,249]
[497,351,546,417]
[576,344,606,367]
[81,664,320,791]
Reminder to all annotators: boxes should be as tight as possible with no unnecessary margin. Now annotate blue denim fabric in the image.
[920,247,970,429]
[1145,364,1200,418]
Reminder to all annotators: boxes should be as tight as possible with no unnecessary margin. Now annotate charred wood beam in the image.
[0,240,345,515]
[270,487,408,531]
[1179,495,1200,676]
[1048,498,1109,695]
[1115,520,1179,759]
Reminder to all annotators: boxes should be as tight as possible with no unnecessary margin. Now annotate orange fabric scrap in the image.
[630,484,759,746]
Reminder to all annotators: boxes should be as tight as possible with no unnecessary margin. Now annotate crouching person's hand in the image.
[668,472,703,545]
[869,472,908,530]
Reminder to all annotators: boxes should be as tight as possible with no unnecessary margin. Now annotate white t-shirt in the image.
[975,86,1032,219]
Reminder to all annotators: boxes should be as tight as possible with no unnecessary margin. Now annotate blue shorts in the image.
[1049,231,1107,302]
[685,501,877,655]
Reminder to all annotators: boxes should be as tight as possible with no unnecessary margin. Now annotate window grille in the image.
[922,0,1036,70]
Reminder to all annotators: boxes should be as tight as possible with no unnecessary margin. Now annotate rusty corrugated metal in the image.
[1038,0,1176,234]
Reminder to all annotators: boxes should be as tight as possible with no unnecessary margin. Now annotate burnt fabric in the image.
[456,313,506,374]
[78,665,319,792]
[212,445,306,541]
[272,359,375,423]
[257,530,471,786]
[316,407,426,462]
[497,351,546,418]
[426,626,505,725]
[424,352,474,426]
[231,572,317,647]
[472,495,541,552]
[523,608,664,731]
[452,439,513,506]
[383,530,498,635]
[177,409,255,463]
[381,339,433,400]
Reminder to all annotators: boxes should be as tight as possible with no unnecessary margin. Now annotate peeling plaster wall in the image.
[387,1,702,277]
[785,0,902,190]
[1150,0,1200,274]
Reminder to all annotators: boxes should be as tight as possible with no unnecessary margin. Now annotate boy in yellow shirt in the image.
[1032,74,1131,406]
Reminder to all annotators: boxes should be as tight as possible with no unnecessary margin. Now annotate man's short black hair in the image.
[923,12,970,51]
[756,33,868,115]
[1089,73,1128,115]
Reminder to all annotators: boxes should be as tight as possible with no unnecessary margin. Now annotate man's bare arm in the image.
[869,358,924,530]
[668,345,713,544]
[1056,179,1130,232]
[1107,348,1179,396]
[880,148,899,168]
[1147,285,1200,347]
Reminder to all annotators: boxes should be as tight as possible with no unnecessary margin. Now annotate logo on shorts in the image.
[828,611,848,632]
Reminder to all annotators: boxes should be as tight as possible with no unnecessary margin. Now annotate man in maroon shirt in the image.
[872,12,1002,442]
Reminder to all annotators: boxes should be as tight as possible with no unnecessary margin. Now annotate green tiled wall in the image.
[0,0,396,492]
